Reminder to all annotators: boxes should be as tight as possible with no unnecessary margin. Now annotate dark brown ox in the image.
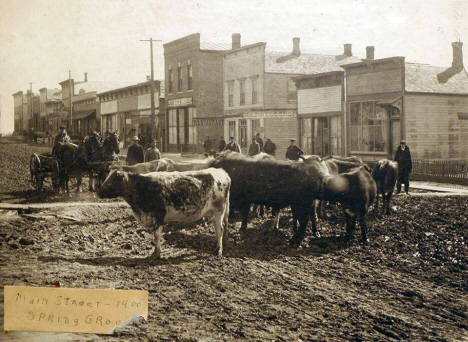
[209,153,324,247]
[98,168,231,259]
[372,159,398,215]
[322,166,377,243]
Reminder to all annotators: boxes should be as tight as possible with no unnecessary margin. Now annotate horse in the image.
[54,142,88,195]
[86,131,120,190]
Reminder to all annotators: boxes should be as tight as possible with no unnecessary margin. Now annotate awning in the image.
[66,110,96,120]
[376,96,402,106]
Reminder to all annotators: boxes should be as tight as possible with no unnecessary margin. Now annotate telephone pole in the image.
[69,70,73,133]
[140,38,162,148]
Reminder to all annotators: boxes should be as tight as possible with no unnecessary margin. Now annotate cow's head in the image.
[97,169,127,199]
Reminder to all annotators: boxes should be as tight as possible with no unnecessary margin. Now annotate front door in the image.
[239,119,247,150]
[390,120,400,158]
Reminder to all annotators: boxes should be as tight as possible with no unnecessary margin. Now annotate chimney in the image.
[366,46,375,60]
[437,42,464,83]
[292,37,301,56]
[84,72,88,82]
[344,44,352,57]
[232,33,241,50]
[146,75,151,81]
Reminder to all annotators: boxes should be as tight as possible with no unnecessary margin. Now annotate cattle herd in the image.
[97,152,399,259]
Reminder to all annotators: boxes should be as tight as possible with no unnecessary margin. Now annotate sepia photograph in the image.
[0,0,467,340]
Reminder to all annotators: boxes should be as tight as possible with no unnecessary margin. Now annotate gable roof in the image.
[405,63,468,94]
[265,51,362,74]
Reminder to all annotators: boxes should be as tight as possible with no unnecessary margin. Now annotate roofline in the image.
[163,33,200,48]
[97,80,161,97]
[224,42,267,55]
[341,56,405,68]
[292,70,345,81]
[59,79,73,86]
[39,87,47,91]
[12,91,23,96]
[405,90,468,97]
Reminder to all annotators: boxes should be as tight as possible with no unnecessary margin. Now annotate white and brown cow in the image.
[98,168,231,259]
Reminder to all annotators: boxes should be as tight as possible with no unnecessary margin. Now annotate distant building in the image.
[224,36,360,158]
[13,91,26,134]
[342,42,468,161]
[164,33,229,153]
[39,88,61,132]
[98,80,163,148]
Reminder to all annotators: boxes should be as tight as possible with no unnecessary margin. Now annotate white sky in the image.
[1,0,467,134]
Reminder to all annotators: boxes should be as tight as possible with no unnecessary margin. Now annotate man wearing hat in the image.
[52,125,71,155]
[248,137,260,157]
[223,136,241,153]
[218,136,226,152]
[145,140,161,162]
[285,138,304,161]
[394,140,412,194]
[127,136,144,165]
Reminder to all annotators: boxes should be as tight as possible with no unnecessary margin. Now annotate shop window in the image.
[239,80,245,105]
[187,107,197,145]
[228,82,234,107]
[228,121,236,140]
[168,109,178,145]
[350,101,388,152]
[251,78,258,104]
[330,116,342,155]
[187,61,193,90]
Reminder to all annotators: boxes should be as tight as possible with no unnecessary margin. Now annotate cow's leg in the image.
[89,172,94,191]
[374,188,380,212]
[344,211,355,242]
[75,176,82,194]
[239,204,250,233]
[290,208,308,247]
[358,212,369,243]
[150,225,163,259]
[272,207,281,230]
[385,193,392,215]
[310,205,320,238]
[223,201,230,240]
[213,212,224,257]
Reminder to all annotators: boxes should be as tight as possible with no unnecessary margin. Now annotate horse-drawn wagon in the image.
[29,152,60,191]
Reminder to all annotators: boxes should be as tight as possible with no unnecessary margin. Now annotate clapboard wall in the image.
[405,93,468,159]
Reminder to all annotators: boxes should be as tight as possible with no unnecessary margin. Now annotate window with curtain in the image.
[168,66,173,94]
[251,78,258,104]
[228,121,236,139]
[239,80,245,105]
[178,63,183,92]
[228,82,234,107]
[187,61,192,90]
[178,108,185,144]
[330,116,342,155]
[287,79,297,103]
[350,101,388,152]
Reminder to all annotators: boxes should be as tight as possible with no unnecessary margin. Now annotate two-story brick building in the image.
[223,36,361,158]
[98,80,163,148]
[39,88,61,132]
[164,33,229,153]
[342,42,468,162]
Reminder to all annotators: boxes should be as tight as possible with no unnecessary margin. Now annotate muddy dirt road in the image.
[1,139,468,341]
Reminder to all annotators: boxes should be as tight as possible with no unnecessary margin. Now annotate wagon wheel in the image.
[29,154,43,191]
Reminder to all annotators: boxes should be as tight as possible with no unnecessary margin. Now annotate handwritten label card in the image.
[4,286,148,334]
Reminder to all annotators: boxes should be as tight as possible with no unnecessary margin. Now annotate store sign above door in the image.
[243,111,297,119]
[168,97,193,107]
[193,118,224,126]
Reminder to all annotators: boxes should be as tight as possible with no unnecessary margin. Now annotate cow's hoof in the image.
[312,231,321,238]
[360,237,369,244]
[289,236,303,248]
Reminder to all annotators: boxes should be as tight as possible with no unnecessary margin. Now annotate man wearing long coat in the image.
[394,140,412,194]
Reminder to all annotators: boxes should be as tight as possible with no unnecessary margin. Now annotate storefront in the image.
[166,97,197,153]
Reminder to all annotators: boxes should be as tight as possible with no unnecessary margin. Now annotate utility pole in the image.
[69,70,73,134]
[27,82,37,131]
[140,38,162,149]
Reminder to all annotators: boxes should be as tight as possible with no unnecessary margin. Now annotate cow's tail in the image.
[223,183,231,238]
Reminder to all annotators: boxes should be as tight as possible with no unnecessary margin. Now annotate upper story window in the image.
[251,78,258,104]
[287,79,297,103]
[350,101,388,152]
[239,79,245,105]
[168,66,173,94]
[228,82,234,107]
[187,61,193,91]
[177,63,183,92]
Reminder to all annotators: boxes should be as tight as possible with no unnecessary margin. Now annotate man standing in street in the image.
[255,133,264,152]
[394,140,412,194]
[248,137,260,156]
[203,137,212,154]
[263,138,276,156]
[127,136,144,165]
[218,136,226,152]
[223,136,241,153]
[145,140,161,162]
[285,138,304,161]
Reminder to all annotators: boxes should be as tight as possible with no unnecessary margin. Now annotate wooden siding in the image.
[264,117,297,159]
[405,93,468,159]
[298,86,341,114]
[101,100,117,115]
[347,69,403,96]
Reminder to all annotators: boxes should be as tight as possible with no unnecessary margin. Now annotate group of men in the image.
[126,136,161,165]
[203,133,278,157]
